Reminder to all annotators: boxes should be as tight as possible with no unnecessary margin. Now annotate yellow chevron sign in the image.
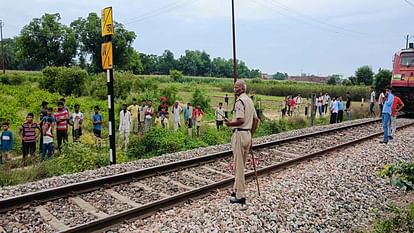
[101,42,113,70]
[101,7,113,36]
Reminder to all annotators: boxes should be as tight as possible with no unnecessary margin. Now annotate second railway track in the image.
[1,118,413,233]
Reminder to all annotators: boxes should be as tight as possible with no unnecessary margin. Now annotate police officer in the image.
[225,80,259,204]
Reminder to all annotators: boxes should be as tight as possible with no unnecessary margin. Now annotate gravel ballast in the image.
[118,124,414,233]
[0,118,375,199]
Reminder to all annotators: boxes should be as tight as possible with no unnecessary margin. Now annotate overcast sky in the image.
[2,0,414,76]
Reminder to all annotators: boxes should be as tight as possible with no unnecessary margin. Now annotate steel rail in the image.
[0,119,381,213]
[59,120,414,233]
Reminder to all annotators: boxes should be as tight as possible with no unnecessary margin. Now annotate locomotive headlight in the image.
[393,74,402,80]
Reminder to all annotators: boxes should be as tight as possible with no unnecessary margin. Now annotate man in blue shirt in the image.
[0,122,14,164]
[380,87,394,144]
[92,106,103,138]
[337,97,344,123]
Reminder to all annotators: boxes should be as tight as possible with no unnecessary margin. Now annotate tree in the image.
[211,57,232,78]
[140,53,159,74]
[355,65,374,85]
[17,13,78,69]
[123,48,143,74]
[327,76,337,85]
[0,38,18,70]
[348,76,357,85]
[70,12,137,72]
[157,50,176,75]
[374,69,391,92]
[191,88,211,111]
[178,50,202,76]
[342,79,353,86]
[272,72,288,80]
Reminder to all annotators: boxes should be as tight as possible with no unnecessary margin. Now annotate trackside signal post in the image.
[101,7,116,164]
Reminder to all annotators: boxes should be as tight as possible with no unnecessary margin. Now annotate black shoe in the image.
[230,196,246,204]
[379,141,388,144]
[388,136,394,140]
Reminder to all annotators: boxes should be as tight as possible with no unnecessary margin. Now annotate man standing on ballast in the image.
[225,80,259,204]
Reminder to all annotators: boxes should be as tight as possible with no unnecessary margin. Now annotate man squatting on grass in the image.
[225,80,259,204]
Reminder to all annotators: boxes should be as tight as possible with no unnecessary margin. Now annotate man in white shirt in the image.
[70,104,83,142]
[119,103,131,151]
[215,102,225,130]
[318,93,324,117]
[294,94,302,115]
[330,97,338,124]
[378,90,385,117]
[138,99,147,135]
[172,101,183,130]
[369,87,376,117]
[323,93,330,115]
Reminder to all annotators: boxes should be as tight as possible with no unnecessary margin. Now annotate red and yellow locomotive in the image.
[392,43,414,112]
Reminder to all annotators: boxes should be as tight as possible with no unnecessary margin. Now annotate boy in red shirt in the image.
[55,101,69,153]
[389,95,404,140]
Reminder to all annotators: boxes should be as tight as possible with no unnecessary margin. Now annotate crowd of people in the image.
[0,98,102,165]
[0,94,234,165]
[0,87,406,165]
[280,92,352,124]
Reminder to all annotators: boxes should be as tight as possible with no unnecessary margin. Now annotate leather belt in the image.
[233,128,249,133]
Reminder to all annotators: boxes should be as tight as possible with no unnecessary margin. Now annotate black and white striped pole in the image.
[101,7,116,164]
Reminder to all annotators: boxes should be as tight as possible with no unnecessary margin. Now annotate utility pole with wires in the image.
[0,20,5,74]
[231,0,237,84]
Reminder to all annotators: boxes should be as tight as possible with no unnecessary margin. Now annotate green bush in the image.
[372,203,414,233]
[41,66,87,96]
[41,143,115,176]
[127,126,231,160]
[0,165,47,187]
[0,73,26,85]
[170,69,184,82]
[287,116,309,129]
[191,88,211,111]
[378,161,414,191]
[159,86,179,105]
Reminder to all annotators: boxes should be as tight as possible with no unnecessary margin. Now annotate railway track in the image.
[0,118,413,233]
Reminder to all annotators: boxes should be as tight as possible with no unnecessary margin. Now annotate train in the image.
[391,42,414,113]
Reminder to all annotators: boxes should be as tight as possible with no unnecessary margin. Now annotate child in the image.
[70,104,83,142]
[194,106,205,136]
[92,106,103,138]
[41,118,54,161]
[20,113,39,164]
[0,122,14,164]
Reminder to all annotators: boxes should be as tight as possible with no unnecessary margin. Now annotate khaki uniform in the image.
[231,93,257,199]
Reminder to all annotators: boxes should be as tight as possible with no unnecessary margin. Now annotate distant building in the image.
[261,73,269,80]
[288,75,329,83]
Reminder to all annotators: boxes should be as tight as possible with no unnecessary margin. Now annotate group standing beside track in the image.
[0,84,407,171]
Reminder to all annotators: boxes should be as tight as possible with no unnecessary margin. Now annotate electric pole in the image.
[0,20,5,74]
[231,0,237,84]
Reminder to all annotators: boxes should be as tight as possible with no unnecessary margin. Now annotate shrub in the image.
[372,203,414,233]
[287,116,309,129]
[0,73,25,85]
[159,86,178,105]
[170,69,184,82]
[378,161,414,191]
[191,88,211,111]
[41,66,87,96]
